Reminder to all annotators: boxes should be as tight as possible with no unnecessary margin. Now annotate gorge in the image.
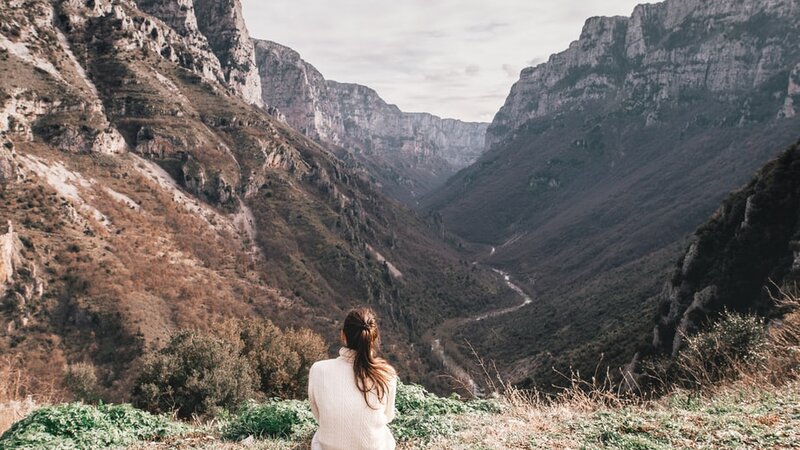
[1,0,799,403]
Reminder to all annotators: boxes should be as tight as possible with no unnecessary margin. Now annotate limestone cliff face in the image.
[193,0,263,106]
[488,0,800,147]
[135,0,262,106]
[253,39,487,202]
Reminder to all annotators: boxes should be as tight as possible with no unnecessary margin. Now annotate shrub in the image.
[63,363,100,403]
[676,311,770,387]
[227,319,327,399]
[131,331,255,418]
[223,399,316,441]
[0,403,183,449]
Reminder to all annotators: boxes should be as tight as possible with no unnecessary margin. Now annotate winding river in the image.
[427,268,534,397]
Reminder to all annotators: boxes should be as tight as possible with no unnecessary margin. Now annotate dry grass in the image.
[0,398,38,437]
[0,354,59,434]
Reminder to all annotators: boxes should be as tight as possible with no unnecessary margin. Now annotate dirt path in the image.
[426,268,534,396]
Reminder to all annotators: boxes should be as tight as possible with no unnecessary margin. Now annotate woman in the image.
[308,307,398,450]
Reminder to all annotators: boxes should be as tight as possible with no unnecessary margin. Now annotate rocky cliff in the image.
[0,0,513,397]
[427,0,800,389]
[652,140,800,358]
[135,0,263,106]
[253,39,487,204]
[488,0,800,147]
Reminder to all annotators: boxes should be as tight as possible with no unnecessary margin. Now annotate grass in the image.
[427,381,800,449]
[2,379,799,449]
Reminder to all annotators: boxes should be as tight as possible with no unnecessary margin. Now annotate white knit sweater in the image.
[308,347,397,450]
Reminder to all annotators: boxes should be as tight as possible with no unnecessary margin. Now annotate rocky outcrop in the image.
[780,62,800,118]
[253,39,487,202]
[193,0,263,106]
[134,0,262,106]
[0,222,23,289]
[0,221,43,333]
[136,0,201,37]
[487,0,800,147]
[651,140,800,356]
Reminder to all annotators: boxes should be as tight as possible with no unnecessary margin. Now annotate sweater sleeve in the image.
[308,364,319,421]
[385,376,397,423]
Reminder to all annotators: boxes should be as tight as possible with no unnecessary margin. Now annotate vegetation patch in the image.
[0,403,183,450]
[224,400,316,441]
[390,382,501,442]
[132,331,256,419]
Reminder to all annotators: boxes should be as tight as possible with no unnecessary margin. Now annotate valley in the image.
[424,0,800,389]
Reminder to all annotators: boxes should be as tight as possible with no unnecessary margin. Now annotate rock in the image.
[136,0,201,37]
[193,0,263,106]
[780,63,800,118]
[0,146,17,185]
[0,221,23,289]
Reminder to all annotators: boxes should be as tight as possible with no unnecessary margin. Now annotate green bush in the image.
[0,403,183,449]
[676,311,770,387]
[224,399,316,441]
[63,362,101,403]
[226,318,327,399]
[131,331,255,418]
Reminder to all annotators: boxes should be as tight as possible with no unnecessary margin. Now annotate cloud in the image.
[465,65,481,76]
[241,0,646,122]
[464,22,510,34]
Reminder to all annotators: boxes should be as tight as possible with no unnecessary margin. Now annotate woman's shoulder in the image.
[310,357,340,373]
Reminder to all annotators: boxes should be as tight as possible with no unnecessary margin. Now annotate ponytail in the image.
[343,307,394,408]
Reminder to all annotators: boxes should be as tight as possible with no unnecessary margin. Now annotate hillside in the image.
[0,0,516,399]
[252,39,488,205]
[646,140,800,360]
[425,0,800,388]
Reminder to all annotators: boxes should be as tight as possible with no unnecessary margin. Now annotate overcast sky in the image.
[241,1,646,123]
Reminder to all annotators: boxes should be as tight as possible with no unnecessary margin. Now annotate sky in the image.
[241,1,646,123]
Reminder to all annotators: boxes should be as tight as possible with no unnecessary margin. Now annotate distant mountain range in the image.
[252,39,488,205]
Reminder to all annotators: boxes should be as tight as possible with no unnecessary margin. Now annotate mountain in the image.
[0,0,515,397]
[425,0,800,387]
[252,39,488,205]
[648,139,800,359]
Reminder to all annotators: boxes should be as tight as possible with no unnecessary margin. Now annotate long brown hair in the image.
[343,307,395,407]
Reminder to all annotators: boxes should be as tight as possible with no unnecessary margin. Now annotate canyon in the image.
[426,0,800,387]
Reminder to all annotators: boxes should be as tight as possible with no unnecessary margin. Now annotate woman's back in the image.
[309,347,397,450]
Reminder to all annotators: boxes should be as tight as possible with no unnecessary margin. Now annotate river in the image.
[427,268,534,397]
